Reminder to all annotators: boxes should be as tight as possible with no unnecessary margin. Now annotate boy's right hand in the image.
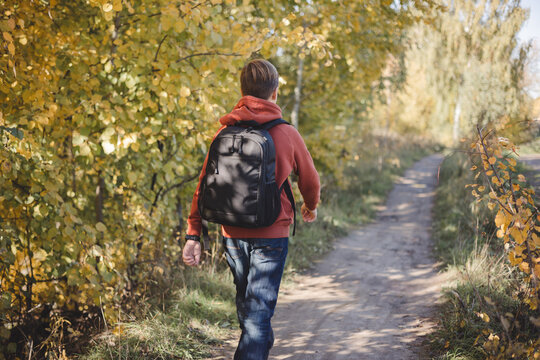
[182,240,202,267]
[301,203,317,223]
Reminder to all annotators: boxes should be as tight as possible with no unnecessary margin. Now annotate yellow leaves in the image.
[102,3,113,12]
[7,42,15,56]
[3,32,13,42]
[509,251,522,266]
[508,158,517,167]
[510,226,527,245]
[180,86,191,98]
[101,126,115,141]
[517,174,526,182]
[476,312,490,323]
[488,157,496,165]
[95,222,107,232]
[141,127,153,136]
[494,209,510,229]
[533,233,540,248]
[127,171,138,184]
[78,143,91,156]
[519,260,530,274]
[112,0,122,11]
[161,4,180,32]
[130,142,140,152]
[7,18,16,30]
[498,136,509,146]
[483,333,500,353]
[101,140,115,154]
[174,19,186,33]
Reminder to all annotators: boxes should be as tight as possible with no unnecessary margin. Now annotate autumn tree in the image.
[395,0,529,144]
[0,0,437,356]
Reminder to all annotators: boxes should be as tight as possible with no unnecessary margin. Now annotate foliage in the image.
[394,0,529,144]
[470,128,539,311]
[430,142,540,359]
[0,0,331,356]
[0,0,439,357]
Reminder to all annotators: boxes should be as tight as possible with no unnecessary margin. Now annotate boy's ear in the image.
[271,87,278,101]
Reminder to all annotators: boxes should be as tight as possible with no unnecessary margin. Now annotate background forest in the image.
[0,0,538,359]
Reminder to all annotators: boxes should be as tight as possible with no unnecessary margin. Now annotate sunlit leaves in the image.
[470,130,539,298]
[468,127,540,357]
[0,0,440,355]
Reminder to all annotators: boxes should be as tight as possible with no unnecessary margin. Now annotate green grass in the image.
[80,139,433,359]
[517,136,540,154]
[429,152,539,360]
[81,268,237,360]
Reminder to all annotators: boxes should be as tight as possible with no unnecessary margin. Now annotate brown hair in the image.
[240,59,279,100]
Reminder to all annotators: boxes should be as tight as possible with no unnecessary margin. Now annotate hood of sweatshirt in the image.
[219,95,283,126]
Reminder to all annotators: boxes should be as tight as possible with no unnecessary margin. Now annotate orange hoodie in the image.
[186,96,320,239]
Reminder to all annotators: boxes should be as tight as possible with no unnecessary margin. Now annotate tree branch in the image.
[154,34,168,62]
[176,52,241,63]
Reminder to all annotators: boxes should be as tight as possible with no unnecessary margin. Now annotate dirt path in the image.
[209,154,446,359]
[269,154,445,360]
[520,154,540,192]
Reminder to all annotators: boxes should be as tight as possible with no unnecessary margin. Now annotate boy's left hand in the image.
[301,203,317,223]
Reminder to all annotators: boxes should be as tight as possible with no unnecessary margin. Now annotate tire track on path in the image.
[270,154,445,360]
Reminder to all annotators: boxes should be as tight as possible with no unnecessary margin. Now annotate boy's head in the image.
[240,59,279,102]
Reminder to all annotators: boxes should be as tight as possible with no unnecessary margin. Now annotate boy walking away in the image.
[182,59,320,360]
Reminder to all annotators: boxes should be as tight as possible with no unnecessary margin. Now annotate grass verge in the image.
[429,152,539,360]
[81,268,237,360]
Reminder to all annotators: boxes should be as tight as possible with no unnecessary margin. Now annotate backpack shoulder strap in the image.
[281,179,296,236]
[234,118,290,130]
[267,118,295,236]
[260,118,289,131]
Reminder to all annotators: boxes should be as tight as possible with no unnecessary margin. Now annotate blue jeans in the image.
[223,236,288,360]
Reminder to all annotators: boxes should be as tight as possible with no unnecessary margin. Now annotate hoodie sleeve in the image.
[290,128,320,211]
[186,126,225,237]
[186,152,209,237]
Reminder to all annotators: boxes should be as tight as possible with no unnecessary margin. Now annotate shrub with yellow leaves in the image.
[468,126,540,358]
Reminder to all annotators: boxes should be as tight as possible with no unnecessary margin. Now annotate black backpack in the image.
[198,118,296,235]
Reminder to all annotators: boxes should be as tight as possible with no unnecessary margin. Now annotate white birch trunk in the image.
[291,55,304,129]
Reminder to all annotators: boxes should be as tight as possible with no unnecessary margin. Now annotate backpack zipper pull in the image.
[238,136,244,154]
[230,135,236,153]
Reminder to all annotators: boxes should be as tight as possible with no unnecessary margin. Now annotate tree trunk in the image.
[291,54,304,129]
[453,98,461,143]
[95,171,104,223]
